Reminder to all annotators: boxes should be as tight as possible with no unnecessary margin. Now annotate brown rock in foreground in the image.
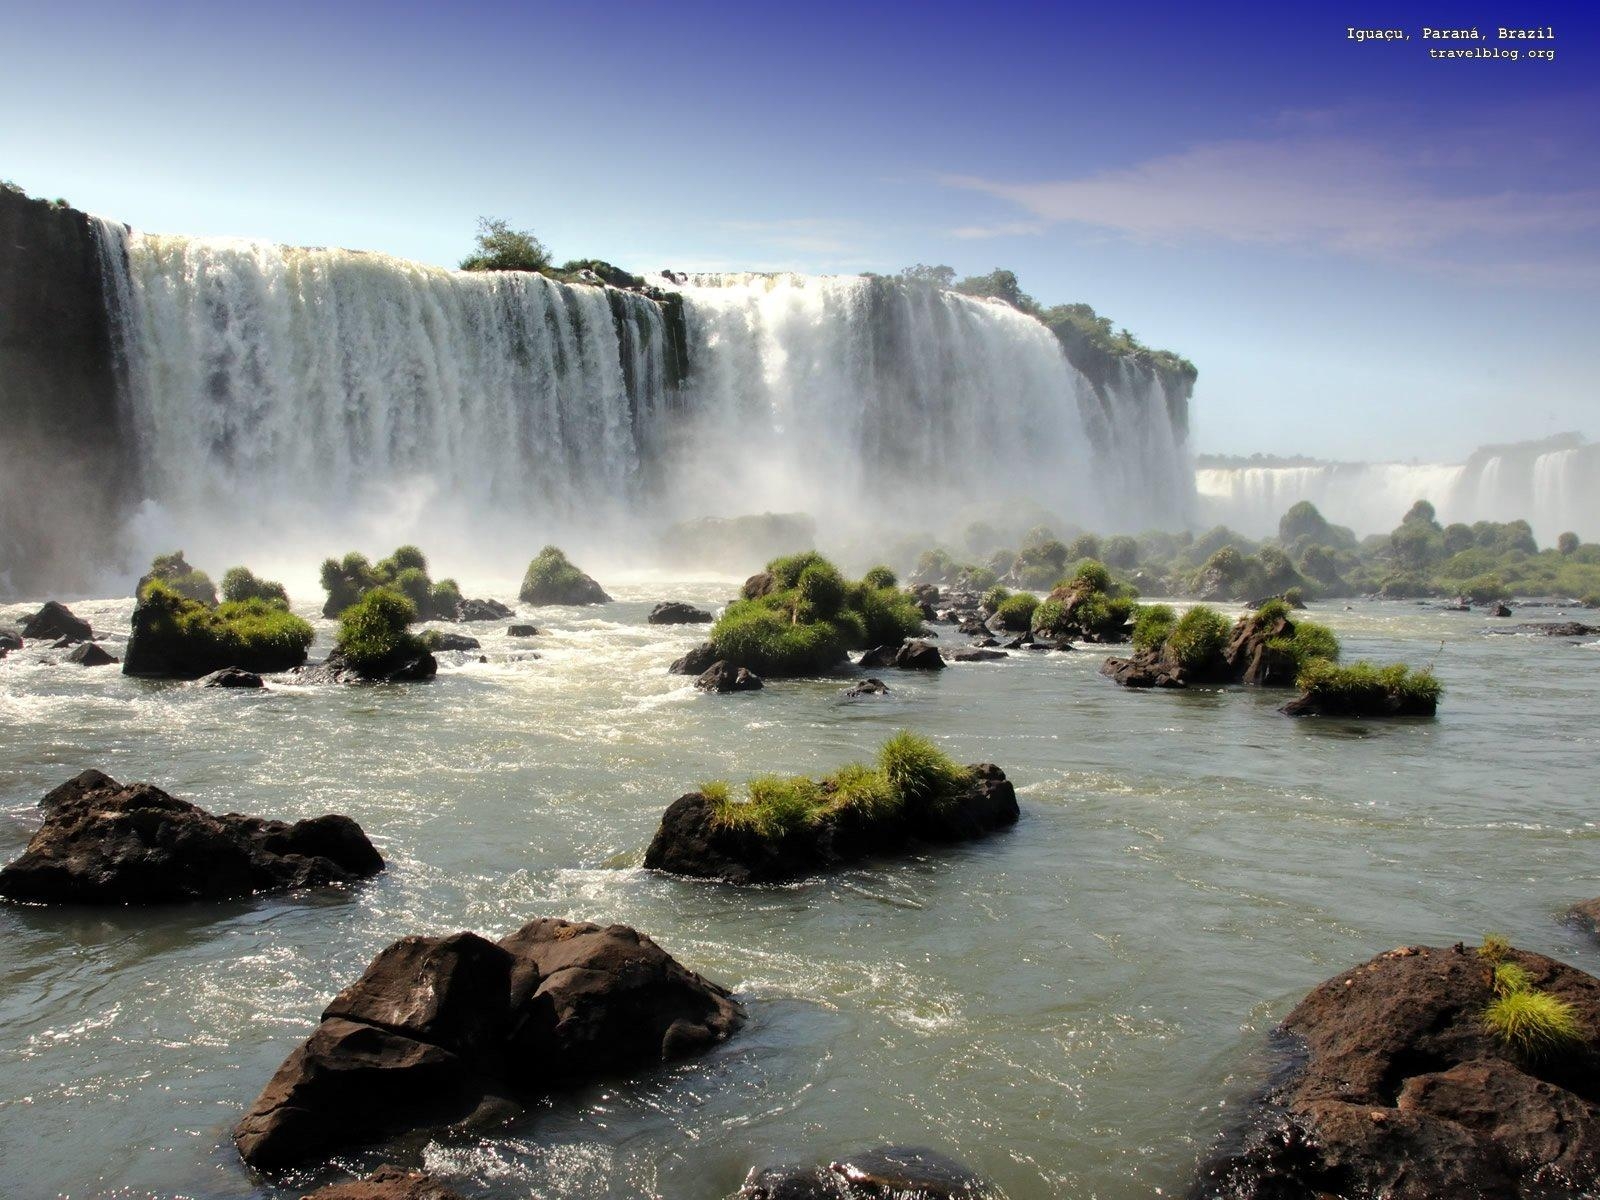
[234,918,742,1168]
[1192,944,1600,1199]
[0,770,383,904]
[300,1165,466,1200]
[739,1145,991,1198]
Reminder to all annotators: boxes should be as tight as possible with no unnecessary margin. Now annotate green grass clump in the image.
[981,584,1010,612]
[1479,933,1512,963]
[1254,598,1291,624]
[955,565,998,592]
[140,551,218,606]
[1484,989,1584,1056]
[862,565,898,590]
[1492,962,1533,997]
[1267,619,1342,672]
[431,578,463,616]
[994,592,1040,631]
[519,545,610,605]
[709,554,922,677]
[1132,604,1177,651]
[1166,606,1232,670]
[127,580,313,677]
[1069,559,1112,594]
[707,731,973,839]
[1295,659,1442,711]
[322,545,463,618]
[220,566,290,608]
[335,587,431,675]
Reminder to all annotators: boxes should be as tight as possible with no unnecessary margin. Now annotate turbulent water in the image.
[1197,438,1600,542]
[2,587,1598,1199]
[81,230,1194,586]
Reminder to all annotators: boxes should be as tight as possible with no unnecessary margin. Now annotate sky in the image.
[2,0,1596,462]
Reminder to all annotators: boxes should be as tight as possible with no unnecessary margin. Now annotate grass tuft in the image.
[1479,933,1512,963]
[1483,989,1584,1056]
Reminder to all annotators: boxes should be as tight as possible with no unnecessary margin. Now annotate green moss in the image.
[1295,659,1442,711]
[125,579,313,677]
[1167,606,1231,670]
[220,566,290,608]
[1483,988,1584,1056]
[335,587,431,675]
[519,545,609,605]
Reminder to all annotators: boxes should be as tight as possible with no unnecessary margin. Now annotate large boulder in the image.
[518,548,611,606]
[296,649,438,685]
[300,1166,467,1200]
[696,661,763,693]
[670,641,720,676]
[643,764,1017,885]
[0,770,383,904]
[858,640,945,671]
[648,601,713,625]
[1193,943,1600,1200]
[738,1146,990,1199]
[63,641,117,666]
[0,626,23,654]
[234,918,742,1167]
[21,600,92,643]
[454,597,513,622]
[199,667,265,689]
[1102,607,1296,692]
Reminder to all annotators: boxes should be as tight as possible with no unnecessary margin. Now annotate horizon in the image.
[3,1,1595,463]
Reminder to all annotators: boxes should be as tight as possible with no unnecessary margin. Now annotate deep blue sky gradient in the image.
[3,0,1596,459]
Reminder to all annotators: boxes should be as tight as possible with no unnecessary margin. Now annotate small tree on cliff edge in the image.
[460,217,551,273]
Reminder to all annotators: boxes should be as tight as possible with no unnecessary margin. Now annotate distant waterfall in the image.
[1197,439,1600,542]
[84,232,1196,579]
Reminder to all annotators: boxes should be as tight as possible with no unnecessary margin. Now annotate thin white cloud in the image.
[942,137,1600,280]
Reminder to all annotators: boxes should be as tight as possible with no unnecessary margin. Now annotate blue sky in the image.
[3,0,1596,461]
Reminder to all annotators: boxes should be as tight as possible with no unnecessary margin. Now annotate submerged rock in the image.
[424,631,481,653]
[1192,943,1600,1200]
[1490,602,1514,618]
[21,600,91,643]
[506,624,540,638]
[648,601,713,625]
[949,648,1007,662]
[695,661,763,693]
[670,641,719,676]
[300,1166,467,1200]
[63,641,117,666]
[454,597,513,622]
[199,667,265,689]
[0,626,23,655]
[643,763,1017,885]
[858,640,945,671]
[233,918,742,1168]
[297,648,438,685]
[739,1145,991,1198]
[843,678,890,697]
[0,770,383,904]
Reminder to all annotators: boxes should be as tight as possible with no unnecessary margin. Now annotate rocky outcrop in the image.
[199,667,264,688]
[0,770,383,904]
[300,1166,466,1200]
[295,649,438,685]
[424,632,481,653]
[63,641,117,666]
[20,600,92,643]
[1102,608,1298,691]
[454,597,513,622]
[858,640,945,670]
[233,919,742,1167]
[949,648,1007,662]
[648,601,713,625]
[1193,944,1600,1200]
[643,764,1017,885]
[0,626,20,657]
[507,624,539,638]
[670,641,719,676]
[695,661,763,692]
[738,1146,990,1198]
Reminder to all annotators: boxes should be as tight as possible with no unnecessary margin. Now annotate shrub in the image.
[1030,599,1067,637]
[335,588,430,675]
[1255,598,1291,624]
[862,565,898,589]
[1132,604,1177,651]
[1478,933,1512,963]
[994,592,1040,631]
[140,551,217,606]
[1070,559,1113,594]
[125,579,313,677]
[717,775,823,839]
[912,549,955,584]
[221,566,290,608]
[1558,532,1581,556]
[431,578,463,616]
[769,550,830,590]
[519,545,609,605]
[1103,535,1139,569]
[796,561,847,619]
[1493,962,1533,997]
[1075,594,1133,640]
[981,585,1011,613]
[710,601,851,676]
[852,584,925,647]
[1066,534,1101,562]
[1284,586,1305,607]
[1484,989,1584,1056]
[460,217,551,273]
[1272,619,1340,670]
[391,566,434,614]
[877,731,971,809]
[955,565,998,592]
[1167,606,1231,670]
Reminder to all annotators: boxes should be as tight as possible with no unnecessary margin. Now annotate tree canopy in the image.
[460,217,551,273]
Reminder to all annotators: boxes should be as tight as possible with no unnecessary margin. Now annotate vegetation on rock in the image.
[519,545,611,606]
[124,580,313,678]
[320,545,462,620]
[333,588,434,679]
[138,551,217,606]
[221,566,290,607]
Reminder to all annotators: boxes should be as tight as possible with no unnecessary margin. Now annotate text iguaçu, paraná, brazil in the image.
[1346,27,1556,42]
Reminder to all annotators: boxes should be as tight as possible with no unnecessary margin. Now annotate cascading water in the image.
[80,229,1196,585]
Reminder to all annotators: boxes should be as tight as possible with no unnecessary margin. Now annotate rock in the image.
[1490,602,1513,618]
[426,632,482,652]
[857,645,899,669]
[21,600,91,643]
[234,918,741,1167]
[643,763,1017,884]
[1192,944,1600,1200]
[198,667,266,688]
[909,584,941,606]
[51,636,77,648]
[648,601,713,625]
[957,617,987,637]
[1569,898,1600,937]
[670,641,719,676]
[0,770,383,904]
[696,661,763,693]
[506,624,540,637]
[1279,686,1438,718]
[300,1166,468,1200]
[1099,654,1183,689]
[300,649,438,685]
[742,571,777,600]
[63,641,117,666]
[0,626,23,653]
[454,597,513,622]
[519,550,611,606]
[1507,622,1599,637]
[843,678,890,697]
[972,636,999,647]
[949,648,1007,662]
[738,1146,990,1199]
[896,640,945,670]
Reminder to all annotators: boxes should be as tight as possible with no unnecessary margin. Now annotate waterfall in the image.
[76,232,1196,583]
[1197,440,1600,543]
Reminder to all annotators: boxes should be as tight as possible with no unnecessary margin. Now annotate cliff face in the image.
[0,188,130,597]
[1051,321,1194,445]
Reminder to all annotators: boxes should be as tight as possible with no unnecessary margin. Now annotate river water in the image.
[1,586,1597,1199]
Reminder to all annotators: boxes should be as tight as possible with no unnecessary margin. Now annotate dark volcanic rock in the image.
[21,600,92,643]
[644,763,1018,884]
[0,626,23,654]
[234,918,741,1168]
[1099,654,1184,689]
[1509,621,1599,637]
[506,624,540,638]
[0,770,383,904]
[857,644,899,669]
[843,678,890,697]
[949,648,1007,662]
[300,1166,468,1200]
[454,597,513,622]
[670,640,720,676]
[1279,687,1438,718]
[1192,944,1600,1200]
[299,649,438,685]
[1490,602,1514,618]
[648,601,713,625]
[426,632,481,653]
[739,1145,990,1199]
[199,667,265,689]
[742,571,777,600]
[859,640,945,671]
[696,661,763,693]
[1104,607,1297,691]
[63,641,117,666]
